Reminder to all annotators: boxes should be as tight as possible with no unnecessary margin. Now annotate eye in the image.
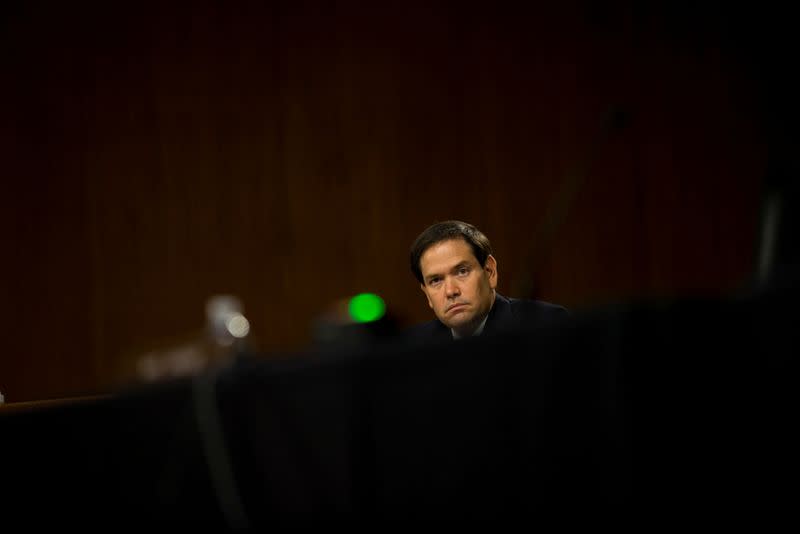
[457,266,470,276]
[428,277,442,286]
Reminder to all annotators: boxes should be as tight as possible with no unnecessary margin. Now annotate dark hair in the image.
[409,220,493,284]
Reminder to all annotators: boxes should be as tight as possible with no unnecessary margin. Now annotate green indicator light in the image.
[348,293,386,323]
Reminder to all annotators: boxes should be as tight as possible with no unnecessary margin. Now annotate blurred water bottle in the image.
[135,294,252,383]
[205,294,251,361]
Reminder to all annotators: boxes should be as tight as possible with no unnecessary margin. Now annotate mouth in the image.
[447,303,468,313]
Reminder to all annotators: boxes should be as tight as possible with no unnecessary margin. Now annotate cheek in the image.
[470,280,483,296]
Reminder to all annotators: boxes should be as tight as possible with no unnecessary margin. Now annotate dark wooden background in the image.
[3,1,791,402]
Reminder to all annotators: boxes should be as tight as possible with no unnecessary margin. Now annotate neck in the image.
[452,291,496,338]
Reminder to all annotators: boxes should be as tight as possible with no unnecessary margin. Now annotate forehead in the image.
[419,239,477,275]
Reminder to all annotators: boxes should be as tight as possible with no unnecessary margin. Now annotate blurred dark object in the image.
[311,294,401,350]
[755,167,800,291]
[0,288,795,526]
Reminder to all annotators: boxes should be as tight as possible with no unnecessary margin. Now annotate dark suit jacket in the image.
[404,293,569,343]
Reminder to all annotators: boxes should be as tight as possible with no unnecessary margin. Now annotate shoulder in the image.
[492,294,570,331]
[508,296,569,318]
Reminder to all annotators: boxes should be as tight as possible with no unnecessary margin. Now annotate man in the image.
[407,220,568,342]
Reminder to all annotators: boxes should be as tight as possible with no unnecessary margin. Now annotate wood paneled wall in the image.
[1,1,769,401]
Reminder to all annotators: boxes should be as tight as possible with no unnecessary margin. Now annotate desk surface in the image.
[0,395,111,414]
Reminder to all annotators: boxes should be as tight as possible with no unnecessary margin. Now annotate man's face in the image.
[419,238,497,336]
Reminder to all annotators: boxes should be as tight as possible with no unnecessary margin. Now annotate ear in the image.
[420,283,434,309]
[484,254,498,289]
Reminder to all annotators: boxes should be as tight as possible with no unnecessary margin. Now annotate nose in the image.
[444,277,461,298]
